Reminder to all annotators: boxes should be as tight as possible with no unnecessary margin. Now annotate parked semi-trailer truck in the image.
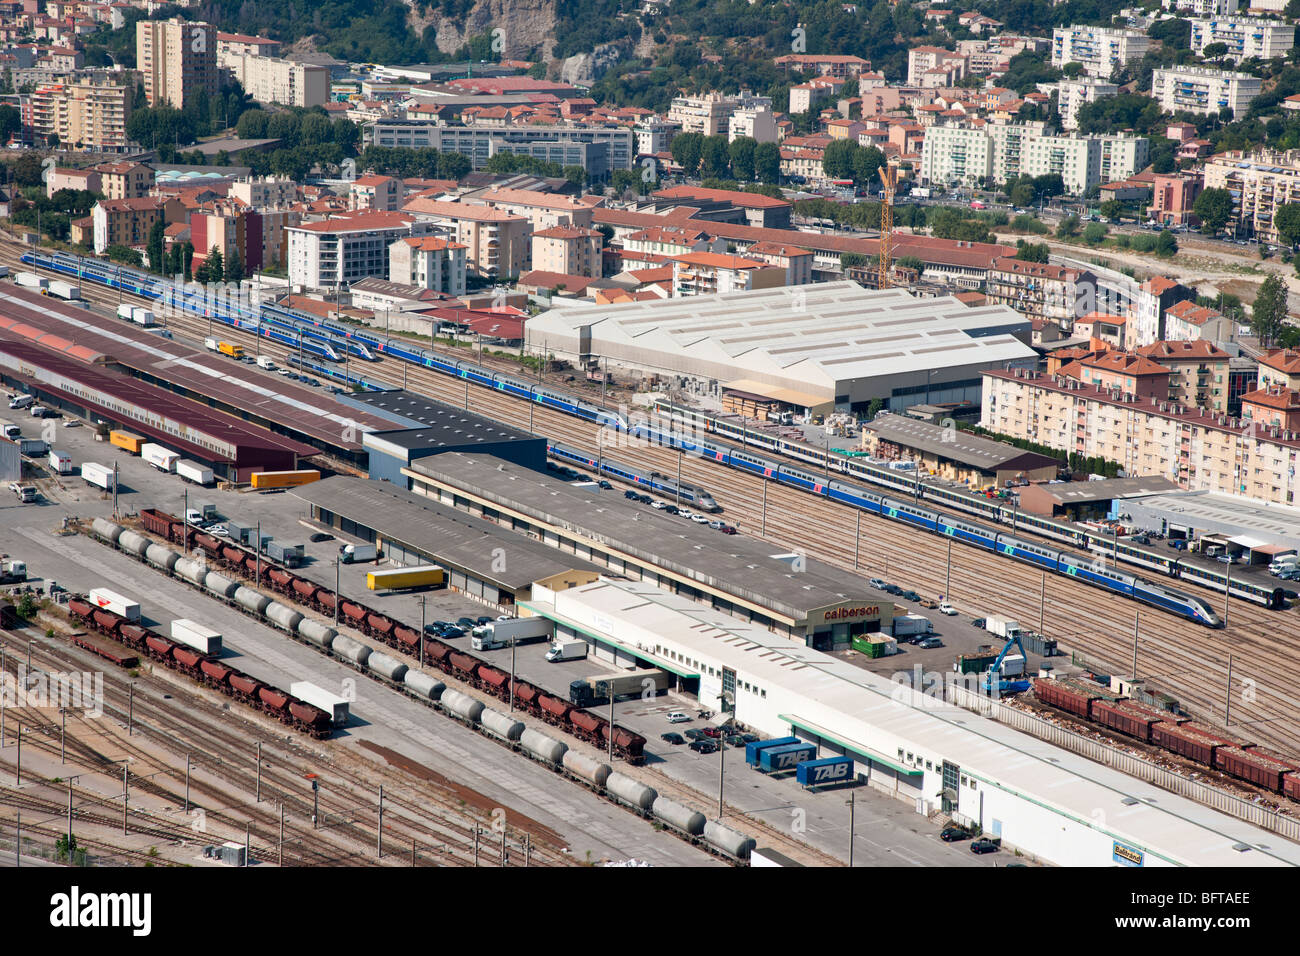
[48,449,72,475]
[141,442,180,473]
[569,669,670,706]
[175,460,214,486]
[470,616,552,651]
[338,542,378,563]
[366,565,444,591]
[81,462,114,490]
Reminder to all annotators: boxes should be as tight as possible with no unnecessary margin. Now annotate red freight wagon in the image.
[569,710,603,742]
[193,533,221,552]
[173,646,206,670]
[478,666,509,698]
[269,569,295,592]
[293,578,321,602]
[393,625,420,649]
[1091,699,1160,742]
[67,597,95,619]
[258,687,290,714]
[200,660,233,686]
[1150,721,1236,767]
[342,602,368,623]
[222,544,248,565]
[1214,746,1298,792]
[138,509,175,538]
[92,610,120,634]
[366,613,394,637]
[288,701,330,735]
[229,673,263,697]
[72,634,138,668]
[422,639,452,665]
[119,624,148,646]
[1033,677,1099,719]
[513,681,541,710]
[448,652,478,679]
[315,590,337,613]
[1284,772,1300,803]
[144,635,175,660]
[539,694,573,725]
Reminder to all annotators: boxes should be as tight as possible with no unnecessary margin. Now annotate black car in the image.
[689,739,718,754]
[970,838,1000,855]
[660,732,685,745]
[441,626,465,639]
[739,733,760,744]
[883,584,903,595]
[724,734,746,747]
[638,494,653,504]
[598,480,612,489]
[940,826,970,842]
[309,532,334,543]
[456,617,477,629]
[900,590,921,602]
[624,490,640,500]
[970,617,986,629]
[476,616,494,625]
[663,504,680,515]
[683,728,708,741]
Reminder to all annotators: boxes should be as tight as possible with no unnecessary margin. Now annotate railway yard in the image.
[4,240,1300,868]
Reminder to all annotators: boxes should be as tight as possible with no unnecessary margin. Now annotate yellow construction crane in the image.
[877,161,898,290]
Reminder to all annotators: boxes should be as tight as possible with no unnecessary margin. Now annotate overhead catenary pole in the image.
[1225,653,1234,727]
[256,742,262,803]
[608,693,615,762]
[1132,610,1139,681]
[184,753,191,813]
[848,792,856,867]
[377,785,383,859]
[945,535,953,600]
[334,559,341,627]
[122,764,128,836]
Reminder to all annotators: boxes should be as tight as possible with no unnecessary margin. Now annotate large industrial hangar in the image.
[292,476,601,609]
[400,450,896,648]
[525,575,1300,868]
[523,283,1038,416]
[0,339,315,479]
[0,283,394,462]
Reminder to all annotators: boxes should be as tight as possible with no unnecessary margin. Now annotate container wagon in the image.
[796,756,854,789]
[756,743,817,773]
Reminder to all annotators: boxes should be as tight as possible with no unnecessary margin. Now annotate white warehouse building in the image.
[524,282,1038,416]
[524,575,1300,868]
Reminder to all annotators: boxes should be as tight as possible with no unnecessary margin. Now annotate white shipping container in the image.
[89,587,141,622]
[117,304,135,322]
[15,272,45,290]
[290,681,350,726]
[48,450,72,474]
[81,461,115,490]
[175,460,215,485]
[141,442,180,472]
[48,280,79,300]
[893,614,932,637]
[170,619,222,655]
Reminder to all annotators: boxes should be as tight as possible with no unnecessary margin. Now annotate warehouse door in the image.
[941,761,960,814]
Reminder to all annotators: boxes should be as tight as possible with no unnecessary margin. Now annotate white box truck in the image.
[546,640,588,662]
[141,442,180,473]
[47,280,79,300]
[175,460,215,486]
[131,307,155,327]
[170,619,222,655]
[48,449,72,475]
[89,587,141,622]
[204,337,220,352]
[117,304,135,322]
[893,614,933,637]
[290,681,350,726]
[15,272,45,291]
[984,615,1023,641]
[338,543,377,563]
[81,461,115,490]
[256,356,278,371]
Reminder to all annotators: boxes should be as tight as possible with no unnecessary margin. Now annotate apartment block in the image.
[1150,171,1203,227]
[1243,385,1300,432]
[92,196,185,255]
[982,366,1300,504]
[1137,340,1232,412]
[668,91,771,136]
[350,175,401,212]
[773,54,872,78]
[788,77,843,115]
[669,252,786,296]
[1189,16,1295,63]
[907,46,967,86]
[1258,348,1300,391]
[986,257,1097,331]
[136,17,218,109]
[462,187,595,231]
[388,236,468,297]
[1160,300,1236,346]
[728,104,777,143]
[1201,148,1300,242]
[92,161,153,200]
[1151,67,1261,119]
[530,226,602,279]
[30,76,131,151]
[45,166,101,199]
[189,198,265,273]
[364,120,634,174]
[744,240,814,286]
[287,212,434,291]
[230,176,298,207]
[215,31,281,59]
[1054,77,1118,131]
[1162,0,1240,13]
[221,53,329,108]
[634,116,681,155]
[1051,25,1149,78]
[399,198,531,278]
[919,124,994,187]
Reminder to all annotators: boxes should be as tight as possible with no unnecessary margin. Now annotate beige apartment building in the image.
[531,226,602,279]
[401,197,531,277]
[388,236,467,296]
[30,76,131,151]
[1258,348,1300,391]
[985,257,1096,332]
[462,187,594,231]
[137,18,218,109]
[92,161,154,200]
[1202,148,1300,243]
[982,367,1300,504]
[92,196,185,255]
[221,52,329,108]
[669,252,786,296]
[1137,339,1232,413]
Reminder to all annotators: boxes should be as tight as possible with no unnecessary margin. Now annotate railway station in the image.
[0,339,316,480]
[340,389,546,481]
[398,450,896,648]
[523,575,1300,868]
[524,283,1038,416]
[292,475,601,610]
[0,282,395,463]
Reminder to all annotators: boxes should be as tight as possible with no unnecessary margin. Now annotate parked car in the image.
[597,480,612,489]
[666,711,691,723]
[663,505,680,515]
[476,616,494,625]
[456,617,477,629]
[916,637,944,649]
[883,584,903,595]
[651,500,669,510]
[970,617,986,629]
[900,590,921,602]
[938,602,958,616]
[684,728,708,741]
[869,578,887,589]
[971,838,1000,855]
[724,735,746,748]
[660,732,685,745]
[691,514,710,524]
[941,826,970,842]
[208,525,229,537]
[701,726,723,738]
[689,739,719,754]
[309,532,334,543]
[739,733,760,744]
[624,490,640,500]
[719,525,737,535]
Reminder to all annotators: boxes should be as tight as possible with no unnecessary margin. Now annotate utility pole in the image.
[127,684,134,737]
[279,802,284,867]
[848,792,856,867]
[256,521,261,582]
[509,636,517,713]
[717,729,725,819]
[1225,653,1234,727]
[334,559,341,627]
[1131,610,1139,681]
[256,742,262,803]
[377,785,383,859]
[60,708,65,764]
[122,764,128,836]
[419,597,426,670]
[112,462,119,515]
[183,488,190,553]
[676,449,682,506]
[609,694,615,762]
[184,754,191,813]
[944,535,952,600]
[1223,568,1231,629]
[1039,572,1046,636]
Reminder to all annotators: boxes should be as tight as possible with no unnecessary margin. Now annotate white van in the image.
[8,394,33,410]
[256,356,278,371]
[1269,555,1298,575]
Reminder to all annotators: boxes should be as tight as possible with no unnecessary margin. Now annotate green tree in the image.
[1015,241,1050,262]
[1252,274,1290,346]
[1193,187,1233,234]
[822,139,857,180]
[699,135,731,179]
[225,249,244,284]
[562,165,586,188]
[754,141,781,184]
[1009,182,1035,207]
[1201,42,1229,63]
[728,136,756,182]
[146,218,166,273]
[1061,62,1084,78]
[1083,222,1108,244]
[182,241,194,282]
[669,132,704,175]
[852,145,885,189]
[1275,202,1300,247]
[1156,229,1178,256]
[1056,214,1080,238]
[206,247,224,283]
[1099,199,1123,221]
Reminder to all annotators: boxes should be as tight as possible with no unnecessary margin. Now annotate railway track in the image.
[8,245,1300,761]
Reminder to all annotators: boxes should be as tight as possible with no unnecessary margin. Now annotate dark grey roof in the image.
[408,452,879,623]
[1034,477,1179,506]
[864,413,1059,472]
[351,389,536,447]
[293,476,597,589]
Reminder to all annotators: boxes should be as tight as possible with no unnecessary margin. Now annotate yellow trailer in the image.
[250,469,320,489]
[366,565,445,591]
[218,341,245,358]
[109,430,145,454]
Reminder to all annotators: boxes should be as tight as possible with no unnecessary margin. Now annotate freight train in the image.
[88,513,758,861]
[1034,676,1300,801]
[30,249,1264,619]
[65,592,332,738]
[111,509,649,764]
